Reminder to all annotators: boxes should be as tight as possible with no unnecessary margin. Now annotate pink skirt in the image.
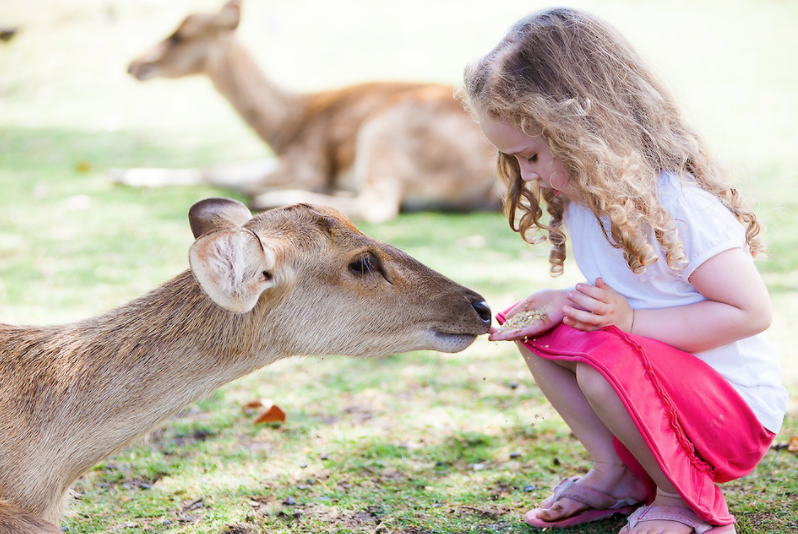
[496,312,774,526]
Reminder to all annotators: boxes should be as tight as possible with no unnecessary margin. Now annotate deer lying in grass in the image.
[118,0,500,223]
[0,198,491,534]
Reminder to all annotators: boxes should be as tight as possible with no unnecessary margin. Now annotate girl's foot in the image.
[620,490,716,534]
[530,462,649,524]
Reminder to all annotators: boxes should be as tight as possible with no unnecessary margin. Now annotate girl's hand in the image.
[489,289,568,341]
[562,278,634,332]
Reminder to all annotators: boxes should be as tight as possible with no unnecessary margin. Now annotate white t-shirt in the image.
[563,171,788,433]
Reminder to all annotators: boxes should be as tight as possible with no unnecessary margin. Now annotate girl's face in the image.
[478,112,577,200]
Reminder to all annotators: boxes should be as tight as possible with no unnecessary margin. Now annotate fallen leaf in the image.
[75,160,92,173]
[788,436,798,453]
[242,398,273,411]
[254,404,286,424]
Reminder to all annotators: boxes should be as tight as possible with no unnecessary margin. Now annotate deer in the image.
[117,0,501,223]
[0,198,492,534]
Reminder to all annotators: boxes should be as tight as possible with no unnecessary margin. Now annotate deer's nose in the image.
[472,300,492,325]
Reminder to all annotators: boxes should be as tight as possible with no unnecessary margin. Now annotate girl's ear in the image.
[189,228,276,313]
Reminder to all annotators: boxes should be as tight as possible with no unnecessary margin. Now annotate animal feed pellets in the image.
[496,308,547,333]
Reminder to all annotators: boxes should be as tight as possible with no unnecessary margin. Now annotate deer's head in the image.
[188,198,492,357]
[128,0,241,81]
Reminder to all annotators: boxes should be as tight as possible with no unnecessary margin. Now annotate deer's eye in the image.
[349,253,376,275]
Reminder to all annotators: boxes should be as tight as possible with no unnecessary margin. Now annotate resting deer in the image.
[117,0,500,223]
[0,198,492,534]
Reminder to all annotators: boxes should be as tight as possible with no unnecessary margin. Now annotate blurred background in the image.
[3,0,796,160]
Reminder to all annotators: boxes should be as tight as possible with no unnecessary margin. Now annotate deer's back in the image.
[292,82,470,177]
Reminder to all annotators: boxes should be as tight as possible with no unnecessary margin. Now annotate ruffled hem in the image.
[496,313,774,526]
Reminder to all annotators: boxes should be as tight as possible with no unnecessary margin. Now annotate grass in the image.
[1,0,797,533]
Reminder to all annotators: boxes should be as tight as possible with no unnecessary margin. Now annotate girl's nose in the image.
[520,169,540,182]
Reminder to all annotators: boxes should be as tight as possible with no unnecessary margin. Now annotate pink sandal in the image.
[619,505,737,534]
[525,476,643,528]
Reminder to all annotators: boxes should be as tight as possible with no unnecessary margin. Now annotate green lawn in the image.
[1,0,796,532]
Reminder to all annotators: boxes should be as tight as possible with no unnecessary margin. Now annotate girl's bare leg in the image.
[519,344,648,522]
[575,362,699,534]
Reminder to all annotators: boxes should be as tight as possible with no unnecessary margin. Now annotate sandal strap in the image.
[627,505,714,534]
[551,477,638,511]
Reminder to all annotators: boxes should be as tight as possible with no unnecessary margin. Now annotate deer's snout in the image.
[128,60,149,80]
[472,299,492,326]
[127,45,167,81]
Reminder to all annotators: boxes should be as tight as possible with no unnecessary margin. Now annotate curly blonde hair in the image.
[459,7,765,276]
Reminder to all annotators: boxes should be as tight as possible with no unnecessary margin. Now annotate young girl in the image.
[460,8,788,534]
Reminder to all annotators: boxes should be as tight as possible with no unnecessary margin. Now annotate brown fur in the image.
[0,199,491,533]
[119,0,501,222]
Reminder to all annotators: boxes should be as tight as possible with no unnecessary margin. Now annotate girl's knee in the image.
[519,344,578,373]
[518,342,546,367]
[575,362,614,399]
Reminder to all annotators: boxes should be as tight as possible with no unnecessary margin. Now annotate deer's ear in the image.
[215,0,242,31]
[189,197,252,239]
[189,228,276,314]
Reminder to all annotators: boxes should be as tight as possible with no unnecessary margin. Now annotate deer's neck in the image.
[43,272,283,487]
[204,35,306,153]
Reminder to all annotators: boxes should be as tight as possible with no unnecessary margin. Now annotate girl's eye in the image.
[528,154,538,163]
[349,253,376,274]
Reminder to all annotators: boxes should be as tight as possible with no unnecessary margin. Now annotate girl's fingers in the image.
[563,316,598,332]
[563,306,603,326]
[489,326,543,342]
[563,280,629,333]
[575,282,611,303]
[567,291,594,312]
[567,291,606,315]
[506,302,526,317]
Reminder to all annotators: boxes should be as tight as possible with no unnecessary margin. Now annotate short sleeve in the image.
[657,173,747,281]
